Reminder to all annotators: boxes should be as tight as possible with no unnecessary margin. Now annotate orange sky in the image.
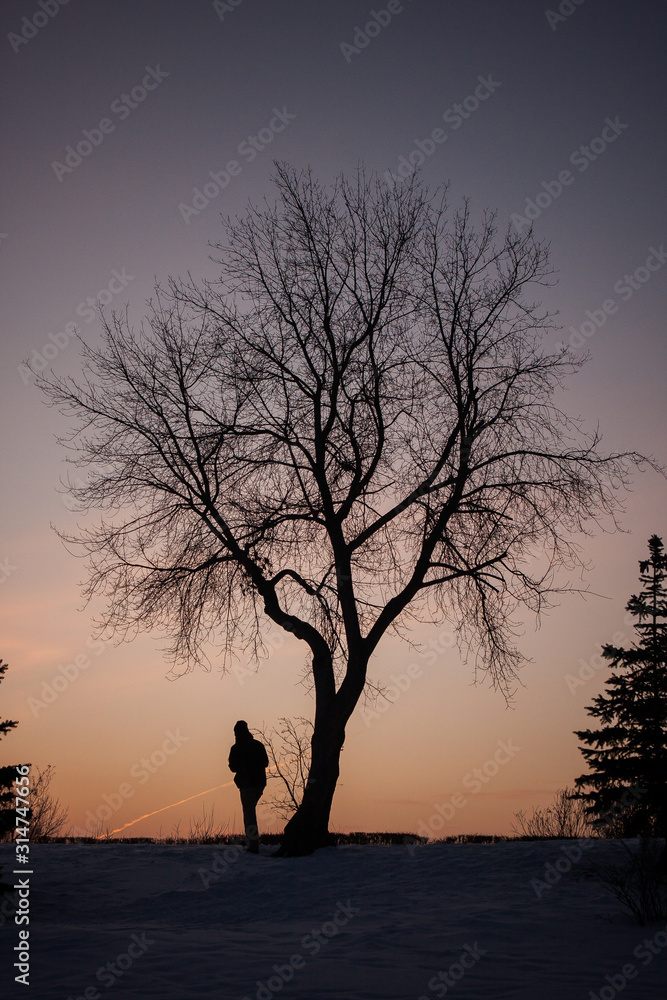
[1,496,663,840]
[1,0,665,842]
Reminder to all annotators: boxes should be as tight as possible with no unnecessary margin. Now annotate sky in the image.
[0,0,665,841]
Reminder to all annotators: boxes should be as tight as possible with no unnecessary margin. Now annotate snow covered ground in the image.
[1,839,666,999]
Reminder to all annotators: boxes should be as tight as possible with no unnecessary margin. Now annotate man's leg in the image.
[240,787,262,853]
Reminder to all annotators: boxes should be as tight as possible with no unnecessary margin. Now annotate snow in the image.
[1,840,666,998]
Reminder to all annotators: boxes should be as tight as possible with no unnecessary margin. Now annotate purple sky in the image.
[1,0,665,837]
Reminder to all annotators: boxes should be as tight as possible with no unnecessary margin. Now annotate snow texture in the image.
[1,840,666,998]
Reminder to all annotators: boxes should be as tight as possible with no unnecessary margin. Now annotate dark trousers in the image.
[239,786,263,852]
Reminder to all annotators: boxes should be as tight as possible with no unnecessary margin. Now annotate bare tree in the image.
[36,165,641,855]
[29,765,69,842]
[258,717,313,819]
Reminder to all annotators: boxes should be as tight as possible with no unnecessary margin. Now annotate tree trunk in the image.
[275,705,348,857]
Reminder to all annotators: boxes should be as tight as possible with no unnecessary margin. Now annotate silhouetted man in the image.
[228,720,269,854]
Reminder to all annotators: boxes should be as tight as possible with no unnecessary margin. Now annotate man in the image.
[228,720,269,854]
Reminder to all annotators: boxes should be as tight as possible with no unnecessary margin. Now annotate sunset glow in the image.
[1,0,664,846]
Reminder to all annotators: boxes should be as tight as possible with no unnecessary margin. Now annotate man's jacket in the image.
[228,735,269,789]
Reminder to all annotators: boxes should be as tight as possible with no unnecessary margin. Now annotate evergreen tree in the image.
[574,536,667,837]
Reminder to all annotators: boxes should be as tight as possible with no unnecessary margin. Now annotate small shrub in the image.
[512,787,593,839]
[588,838,667,925]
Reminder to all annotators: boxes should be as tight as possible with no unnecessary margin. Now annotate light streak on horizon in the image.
[101,779,237,837]
[98,731,365,838]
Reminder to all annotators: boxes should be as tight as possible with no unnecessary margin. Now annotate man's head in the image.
[234,720,250,737]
